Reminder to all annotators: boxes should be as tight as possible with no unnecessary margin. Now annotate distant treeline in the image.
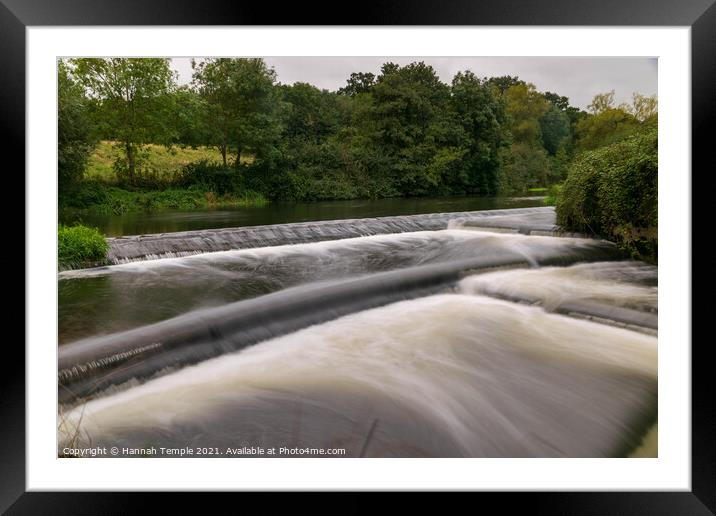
[59,58,657,202]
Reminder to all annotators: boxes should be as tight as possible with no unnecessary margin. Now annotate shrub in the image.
[556,126,657,262]
[179,160,243,195]
[58,224,108,267]
[542,183,563,206]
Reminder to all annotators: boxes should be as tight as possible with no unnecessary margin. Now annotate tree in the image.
[575,92,653,151]
[539,106,571,155]
[503,83,550,146]
[367,62,455,195]
[280,83,341,142]
[575,108,640,151]
[58,60,97,189]
[71,58,176,185]
[450,70,509,195]
[543,91,570,111]
[620,92,658,122]
[167,85,212,148]
[486,75,526,95]
[587,90,616,114]
[499,143,554,193]
[543,91,586,140]
[337,72,376,96]
[192,58,280,170]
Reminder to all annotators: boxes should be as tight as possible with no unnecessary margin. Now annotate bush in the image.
[556,126,657,262]
[542,183,563,206]
[178,160,244,195]
[58,224,108,267]
[59,180,267,216]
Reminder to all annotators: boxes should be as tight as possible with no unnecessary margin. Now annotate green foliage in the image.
[542,183,563,206]
[539,106,571,155]
[70,58,177,185]
[58,224,108,267]
[557,126,657,262]
[620,92,658,122]
[58,57,657,232]
[337,72,376,96]
[575,108,641,151]
[498,143,554,194]
[84,140,225,186]
[60,181,267,216]
[192,58,281,169]
[179,160,244,195]
[449,71,509,195]
[503,83,550,146]
[58,61,98,188]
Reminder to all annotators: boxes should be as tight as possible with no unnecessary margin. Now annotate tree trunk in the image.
[220,144,227,168]
[234,145,242,171]
[126,141,135,185]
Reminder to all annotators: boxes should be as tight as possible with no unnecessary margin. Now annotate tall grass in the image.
[58,224,108,268]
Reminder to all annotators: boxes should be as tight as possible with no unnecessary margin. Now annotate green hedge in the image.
[556,127,657,262]
[58,224,108,268]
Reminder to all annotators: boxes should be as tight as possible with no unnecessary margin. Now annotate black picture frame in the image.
[4,0,710,512]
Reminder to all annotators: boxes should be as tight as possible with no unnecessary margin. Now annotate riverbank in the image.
[59,181,268,217]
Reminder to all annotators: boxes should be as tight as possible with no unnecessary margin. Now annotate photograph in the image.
[56,55,659,459]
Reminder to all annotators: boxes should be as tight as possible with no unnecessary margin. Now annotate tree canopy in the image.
[59,57,656,203]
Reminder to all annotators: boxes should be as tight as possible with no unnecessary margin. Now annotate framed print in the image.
[4,0,711,511]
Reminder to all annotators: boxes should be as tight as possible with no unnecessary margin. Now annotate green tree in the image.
[620,92,658,122]
[539,105,571,155]
[450,70,509,195]
[542,91,585,149]
[71,58,176,185]
[503,83,550,146]
[587,90,616,114]
[498,143,553,193]
[367,62,456,195]
[192,58,280,170]
[280,83,341,142]
[337,72,376,96]
[168,85,212,148]
[486,75,526,95]
[58,60,97,189]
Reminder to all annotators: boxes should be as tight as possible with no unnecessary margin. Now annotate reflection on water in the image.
[60,196,546,236]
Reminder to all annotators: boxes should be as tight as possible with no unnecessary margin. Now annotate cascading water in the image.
[100,206,560,265]
[58,207,657,458]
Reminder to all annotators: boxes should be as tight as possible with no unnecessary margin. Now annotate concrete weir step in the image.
[103,207,571,265]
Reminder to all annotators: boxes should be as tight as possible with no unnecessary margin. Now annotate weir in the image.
[104,206,560,265]
[58,240,621,405]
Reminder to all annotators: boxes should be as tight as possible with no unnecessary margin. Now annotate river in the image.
[57,200,657,458]
[60,195,547,236]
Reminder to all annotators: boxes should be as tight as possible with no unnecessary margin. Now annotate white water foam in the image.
[60,293,656,457]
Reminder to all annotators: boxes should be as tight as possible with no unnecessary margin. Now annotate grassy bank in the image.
[63,144,267,216]
[58,224,108,268]
[60,181,268,216]
[85,141,225,183]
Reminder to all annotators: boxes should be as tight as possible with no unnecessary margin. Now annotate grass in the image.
[85,141,254,184]
[61,143,268,216]
[58,224,108,268]
[60,181,268,216]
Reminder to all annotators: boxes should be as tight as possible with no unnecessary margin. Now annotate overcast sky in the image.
[171,57,657,110]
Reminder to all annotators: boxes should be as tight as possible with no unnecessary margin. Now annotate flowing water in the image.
[58,206,658,458]
[60,195,546,237]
